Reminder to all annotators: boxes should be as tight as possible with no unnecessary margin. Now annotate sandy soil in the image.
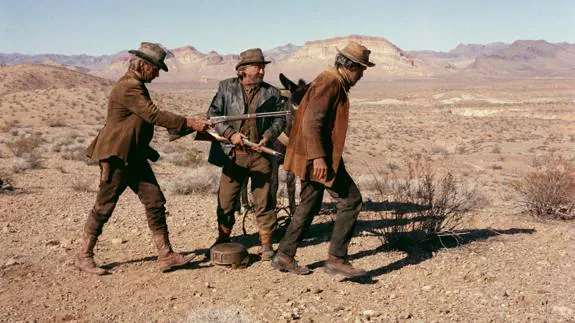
[1,70,574,322]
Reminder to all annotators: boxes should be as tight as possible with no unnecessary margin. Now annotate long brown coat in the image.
[86,71,187,163]
[283,68,350,187]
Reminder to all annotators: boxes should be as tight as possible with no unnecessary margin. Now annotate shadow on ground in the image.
[309,227,536,284]
[101,200,536,278]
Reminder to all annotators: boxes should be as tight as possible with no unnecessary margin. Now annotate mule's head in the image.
[279,73,309,106]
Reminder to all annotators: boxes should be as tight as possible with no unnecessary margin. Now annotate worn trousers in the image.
[217,151,276,232]
[83,158,168,237]
[277,163,362,259]
[239,156,297,213]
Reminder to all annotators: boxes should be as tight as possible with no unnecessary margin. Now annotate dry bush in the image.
[50,136,75,152]
[161,149,203,167]
[369,154,482,247]
[0,171,15,192]
[60,143,89,162]
[167,164,219,195]
[70,177,93,192]
[186,306,253,323]
[12,151,42,173]
[6,135,42,157]
[510,154,575,220]
[47,115,67,127]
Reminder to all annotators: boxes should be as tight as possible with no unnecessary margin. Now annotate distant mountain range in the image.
[1,35,574,81]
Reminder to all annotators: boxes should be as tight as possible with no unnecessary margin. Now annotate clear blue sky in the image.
[2,0,574,55]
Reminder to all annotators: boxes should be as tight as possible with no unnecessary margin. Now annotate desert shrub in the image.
[12,151,42,173]
[0,171,14,192]
[510,153,575,220]
[187,306,253,323]
[47,115,67,127]
[161,149,204,167]
[6,135,42,157]
[50,136,75,152]
[70,177,93,192]
[60,143,88,161]
[430,144,449,156]
[369,154,482,247]
[167,164,219,195]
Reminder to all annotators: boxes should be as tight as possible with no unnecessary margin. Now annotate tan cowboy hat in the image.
[128,42,169,72]
[235,48,271,70]
[337,41,376,67]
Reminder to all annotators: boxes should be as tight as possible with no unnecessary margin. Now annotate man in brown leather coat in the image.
[207,48,286,260]
[75,42,211,275]
[271,41,375,277]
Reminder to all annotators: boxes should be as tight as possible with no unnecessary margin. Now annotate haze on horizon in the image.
[1,0,574,56]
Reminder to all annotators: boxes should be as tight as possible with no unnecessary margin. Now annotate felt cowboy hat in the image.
[336,41,376,67]
[128,42,169,72]
[235,48,271,70]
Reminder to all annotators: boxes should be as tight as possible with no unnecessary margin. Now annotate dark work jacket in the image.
[207,77,287,166]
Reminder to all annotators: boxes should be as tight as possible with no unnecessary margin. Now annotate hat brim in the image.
[235,60,271,71]
[336,48,375,67]
[129,50,169,72]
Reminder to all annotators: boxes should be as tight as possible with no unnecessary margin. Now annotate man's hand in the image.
[186,117,212,132]
[230,132,246,146]
[312,157,328,179]
[253,137,269,152]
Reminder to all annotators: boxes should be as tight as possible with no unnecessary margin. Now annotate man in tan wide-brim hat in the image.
[75,42,211,275]
[207,48,286,261]
[272,41,375,277]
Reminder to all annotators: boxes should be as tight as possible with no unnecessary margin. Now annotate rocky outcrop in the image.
[272,35,437,80]
[467,40,575,76]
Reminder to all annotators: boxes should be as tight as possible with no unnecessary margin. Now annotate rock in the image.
[422,285,433,291]
[399,312,412,319]
[313,288,323,294]
[362,310,379,318]
[4,258,20,267]
[111,238,126,245]
[45,240,60,246]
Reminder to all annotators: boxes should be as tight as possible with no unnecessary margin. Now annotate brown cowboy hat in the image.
[235,48,271,70]
[336,41,375,67]
[128,42,169,72]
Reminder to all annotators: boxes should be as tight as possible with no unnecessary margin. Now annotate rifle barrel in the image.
[210,111,289,124]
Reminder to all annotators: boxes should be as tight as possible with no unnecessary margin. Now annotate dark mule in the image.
[238,74,310,227]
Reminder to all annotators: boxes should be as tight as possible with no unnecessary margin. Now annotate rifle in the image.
[167,110,290,142]
[197,130,284,158]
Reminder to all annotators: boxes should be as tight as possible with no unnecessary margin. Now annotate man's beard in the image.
[244,74,264,85]
[141,69,156,83]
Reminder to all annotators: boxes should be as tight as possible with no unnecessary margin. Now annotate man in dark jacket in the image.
[76,42,211,275]
[271,41,375,277]
[207,48,286,260]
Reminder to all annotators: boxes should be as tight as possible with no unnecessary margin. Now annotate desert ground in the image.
[1,65,574,322]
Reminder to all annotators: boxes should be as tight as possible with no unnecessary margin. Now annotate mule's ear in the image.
[279,73,298,91]
[298,79,308,87]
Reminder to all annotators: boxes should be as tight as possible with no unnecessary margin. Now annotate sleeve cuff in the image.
[223,128,237,140]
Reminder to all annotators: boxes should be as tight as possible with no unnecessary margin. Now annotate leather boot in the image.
[259,231,275,261]
[271,252,311,275]
[75,232,109,275]
[206,225,232,256]
[324,255,367,278]
[152,231,195,273]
